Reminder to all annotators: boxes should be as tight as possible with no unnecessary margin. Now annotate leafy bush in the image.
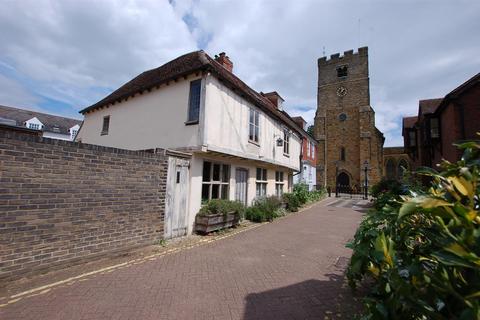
[347,140,480,319]
[245,196,282,222]
[198,199,245,219]
[293,183,311,205]
[283,192,301,212]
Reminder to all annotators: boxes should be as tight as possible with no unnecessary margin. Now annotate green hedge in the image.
[347,140,480,319]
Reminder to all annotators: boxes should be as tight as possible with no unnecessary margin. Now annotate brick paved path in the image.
[0,200,363,320]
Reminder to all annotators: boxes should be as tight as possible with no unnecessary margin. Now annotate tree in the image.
[307,125,314,136]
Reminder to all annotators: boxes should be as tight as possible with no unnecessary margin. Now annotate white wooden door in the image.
[165,157,190,239]
[235,168,248,205]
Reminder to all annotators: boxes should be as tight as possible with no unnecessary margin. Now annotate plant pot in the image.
[195,212,240,234]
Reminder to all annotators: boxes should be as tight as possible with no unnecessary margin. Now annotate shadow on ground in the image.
[243,274,362,320]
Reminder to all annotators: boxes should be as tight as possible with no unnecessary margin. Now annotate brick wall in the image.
[0,126,168,283]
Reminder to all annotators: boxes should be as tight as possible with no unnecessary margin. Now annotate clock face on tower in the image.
[336,86,347,97]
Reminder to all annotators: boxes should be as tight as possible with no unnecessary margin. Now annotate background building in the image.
[0,105,81,141]
[314,47,384,190]
[291,116,317,190]
[403,72,480,169]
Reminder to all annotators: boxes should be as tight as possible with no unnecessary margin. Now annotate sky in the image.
[0,0,479,146]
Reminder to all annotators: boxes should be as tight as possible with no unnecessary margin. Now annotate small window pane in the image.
[212,185,220,199]
[262,169,267,181]
[254,127,259,142]
[202,161,211,182]
[222,165,230,182]
[188,80,201,122]
[255,111,259,125]
[201,185,210,201]
[256,168,261,180]
[221,185,229,199]
[212,164,221,181]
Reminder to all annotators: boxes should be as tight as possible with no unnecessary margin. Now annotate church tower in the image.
[314,47,384,189]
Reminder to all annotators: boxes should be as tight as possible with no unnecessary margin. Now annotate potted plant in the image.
[195,199,245,234]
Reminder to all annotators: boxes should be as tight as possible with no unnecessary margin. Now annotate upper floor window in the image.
[202,161,230,201]
[310,142,314,158]
[187,79,202,123]
[408,130,416,147]
[283,129,290,155]
[28,123,40,130]
[256,168,267,197]
[306,141,310,157]
[430,118,440,139]
[340,147,346,161]
[337,65,348,78]
[275,171,284,197]
[249,108,260,143]
[101,116,110,135]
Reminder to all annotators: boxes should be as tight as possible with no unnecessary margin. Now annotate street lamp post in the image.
[363,160,369,200]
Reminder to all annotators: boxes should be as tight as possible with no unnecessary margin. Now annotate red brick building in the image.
[403,72,480,169]
[292,116,317,190]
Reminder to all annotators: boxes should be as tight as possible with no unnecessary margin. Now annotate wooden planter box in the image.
[195,212,240,234]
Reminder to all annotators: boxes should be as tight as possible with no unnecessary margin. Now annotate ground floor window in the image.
[275,171,284,197]
[202,161,230,201]
[256,168,267,197]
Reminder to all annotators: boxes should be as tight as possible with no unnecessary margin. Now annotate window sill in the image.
[283,153,290,158]
[248,140,260,147]
[185,120,199,126]
[101,131,108,136]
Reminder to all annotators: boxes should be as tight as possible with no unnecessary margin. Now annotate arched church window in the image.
[386,159,396,180]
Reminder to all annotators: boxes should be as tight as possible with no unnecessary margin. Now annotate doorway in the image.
[164,157,190,239]
[235,168,248,205]
[337,172,350,187]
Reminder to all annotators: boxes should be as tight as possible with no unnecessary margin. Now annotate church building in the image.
[314,47,384,189]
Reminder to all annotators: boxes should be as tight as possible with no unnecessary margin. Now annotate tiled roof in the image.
[0,105,82,134]
[402,116,417,128]
[79,50,303,135]
[419,98,443,115]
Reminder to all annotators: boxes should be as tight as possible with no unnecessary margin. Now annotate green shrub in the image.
[347,139,480,319]
[245,196,282,222]
[293,183,310,205]
[198,199,245,219]
[283,192,301,212]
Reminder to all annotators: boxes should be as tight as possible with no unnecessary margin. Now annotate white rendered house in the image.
[77,51,303,237]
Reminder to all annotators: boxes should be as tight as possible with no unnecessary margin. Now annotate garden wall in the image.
[0,125,168,283]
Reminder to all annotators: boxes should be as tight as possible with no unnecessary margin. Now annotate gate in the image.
[164,155,190,239]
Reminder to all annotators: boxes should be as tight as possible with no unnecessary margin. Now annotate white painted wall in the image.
[186,153,292,234]
[203,75,301,171]
[76,74,203,150]
[293,161,317,191]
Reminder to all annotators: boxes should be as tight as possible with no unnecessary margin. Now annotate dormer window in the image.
[28,123,40,130]
[71,129,78,140]
[337,65,348,78]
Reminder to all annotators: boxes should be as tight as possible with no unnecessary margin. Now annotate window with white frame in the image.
[283,129,290,155]
[187,79,202,123]
[310,142,314,158]
[249,108,260,143]
[28,123,40,130]
[306,141,310,158]
[201,161,230,201]
[71,129,78,140]
[275,171,284,197]
[256,168,267,197]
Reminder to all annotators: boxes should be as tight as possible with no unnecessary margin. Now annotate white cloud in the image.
[0,0,197,111]
[1,0,479,145]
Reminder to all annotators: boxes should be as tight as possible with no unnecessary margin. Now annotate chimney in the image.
[214,52,233,72]
[262,91,284,110]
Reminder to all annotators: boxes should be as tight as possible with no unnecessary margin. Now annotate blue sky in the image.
[0,0,479,146]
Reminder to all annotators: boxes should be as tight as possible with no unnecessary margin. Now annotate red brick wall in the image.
[302,138,317,166]
[0,126,168,282]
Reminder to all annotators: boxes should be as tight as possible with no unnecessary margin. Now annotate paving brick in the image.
[0,200,363,319]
